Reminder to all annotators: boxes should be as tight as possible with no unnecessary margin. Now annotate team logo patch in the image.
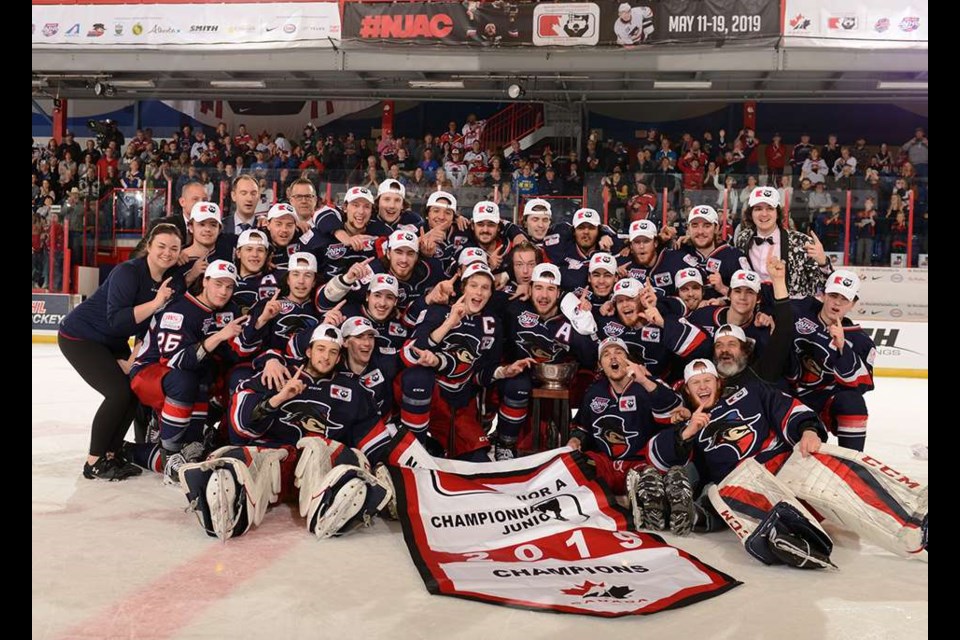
[653,273,672,287]
[518,311,539,328]
[280,300,296,314]
[603,322,625,337]
[590,397,610,413]
[330,384,352,401]
[706,258,721,273]
[682,254,699,267]
[287,245,299,256]
[326,244,347,260]
[388,322,407,337]
[725,387,748,405]
[42,23,58,36]
[258,286,278,299]
[795,318,818,335]
[640,326,660,342]
[361,369,384,387]
[159,312,183,330]
[866,347,877,365]
[543,233,560,246]
[481,337,495,350]
[565,257,584,270]
[214,312,234,327]
[618,396,637,412]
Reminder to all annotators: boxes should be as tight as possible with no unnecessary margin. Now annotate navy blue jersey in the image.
[374,209,423,234]
[457,221,529,275]
[368,258,446,327]
[787,298,876,399]
[267,235,305,272]
[302,205,381,279]
[235,296,323,366]
[648,376,824,485]
[543,240,603,292]
[287,304,407,363]
[60,257,181,352]
[615,253,661,284]
[230,368,390,462]
[232,270,280,316]
[571,377,681,462]
[687,305,772,359]
[423,224,473,276]
[535,221,624,254]
[505,302,597,369]
[594,315,708,382]
[651,243,749,299]
[336,352,399,420]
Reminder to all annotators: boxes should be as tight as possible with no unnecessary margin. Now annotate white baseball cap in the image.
[388,229,419,252]
[715,323,748,343]
[613,278,642,298]
[684,358,719,382]
[204,259,238,283]
[598,336,629,357]
[730,269,761,293]
[190,201,222,224]
[825,269,861,300]
[688,205,719,225]
[472,201,500,224]
[344,186,375,204]
[572,208,601,228]
[618,2,632,13]
[236,228,269,248]
[309,323,343,347]
[458,247,489,267]
[675,268,703,288]
[341,316,377,338]
[629,219,657,241]
[426,190,457,212]
[377,179,406,201]
[748,186,780,209]
[368,272,400,296]
[531,263,561,286]
[588,252,617,274]
[461,262,495,283]
[287,252,318,273]
[267,202,298,220]
[522,198,552,219]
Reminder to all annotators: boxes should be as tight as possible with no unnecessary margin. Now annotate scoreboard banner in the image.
[342,0,780,48]
[385,432,741,616]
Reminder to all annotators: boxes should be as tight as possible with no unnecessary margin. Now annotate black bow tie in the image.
[238,222,252,232]
[753,236,774,246]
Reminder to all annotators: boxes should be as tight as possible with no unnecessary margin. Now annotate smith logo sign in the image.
[358,14,454,38]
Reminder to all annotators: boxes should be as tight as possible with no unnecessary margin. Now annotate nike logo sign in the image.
[266,25,279,32]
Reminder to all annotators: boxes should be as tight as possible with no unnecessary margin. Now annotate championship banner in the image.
[783,0,927,49]
[385,433,741,616]
[342,0,780,48]
[32,2,341,49]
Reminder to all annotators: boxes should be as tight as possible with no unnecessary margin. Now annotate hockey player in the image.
[615,3,654,46]
[230,229,279,316]
[173,202,236,283]
[336,316,398,422]
[458,200,528,274]
[545,208,618,292]
[687,268,774,355]
[418,191,472,276]
[304,186,379,279]
[617,219,663,283]
[373,178,423,233]
[262,202,306,271]
[787,270,876,451]
[128,260,247,482]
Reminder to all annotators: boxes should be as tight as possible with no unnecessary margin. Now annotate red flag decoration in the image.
[384,432,740,616]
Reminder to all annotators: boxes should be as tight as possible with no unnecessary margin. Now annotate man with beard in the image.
[519,198,619,254]
[545,208,619,292]
[651,204,748,300]
[495,264,597,460]
[617,219,665,283]
[458,200,528,275]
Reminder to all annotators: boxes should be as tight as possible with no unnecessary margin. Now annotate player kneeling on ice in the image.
[647,358,927,567]
[178,323,393,541]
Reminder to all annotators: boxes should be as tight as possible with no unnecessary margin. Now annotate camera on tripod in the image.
[87,119,116,149]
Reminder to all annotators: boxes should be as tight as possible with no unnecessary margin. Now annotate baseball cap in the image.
[69,187,80,195]
[748,187,780,209]
[287,252,318,273]
[344,186,375,205]
[613,278,642,298]
[531,263,561,286]
[598,336,629,357]
[376,179,405,201]
[572,208,601,228]
[523,198,552,219]
[472,201,500,224]
[190,201,222,224]
[730,269,761,293]
[825,269,861,300]
[204,259,238,283]
[341,316,377,338]
[309,323,343,347]
[715,323,748,343]
[629,219,657,241]
[675,268,703,288]
[426,190,457,212]
[267,203,297,220]
[461,262,495,283]
[618,3,632,13]
[458,247,489,267]
[684,358,719,382]
[388,229,419,252]
[368,272,399,296]
[588,252,617,274]
[688,205,719,225]
[236,228,269,248]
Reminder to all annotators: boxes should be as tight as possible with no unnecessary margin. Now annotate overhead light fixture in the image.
[110,79,156,88]
[877,81,928,90]
[210,80,266,89]
[32,78,45,88]
[94,81,106,96]
[653,81,712,89]
[408,80,465,89]
[507,83,525,99]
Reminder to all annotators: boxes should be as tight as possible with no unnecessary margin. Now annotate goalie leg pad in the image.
[776,443,927,562]
[374,463,399,521]
[305,464,393,539]
[294,436,370,519]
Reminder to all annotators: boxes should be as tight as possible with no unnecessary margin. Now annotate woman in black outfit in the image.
[58,223,183,480]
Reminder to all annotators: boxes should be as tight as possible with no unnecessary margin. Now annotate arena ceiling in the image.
[32,45,927,104]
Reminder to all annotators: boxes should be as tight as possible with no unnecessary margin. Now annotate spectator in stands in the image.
[816,203,845,252]
[790,132,814,182]
[564,162,583,196]
[62,186,85,261]
[57,166,76,195]
[677,149,705,192]
[97,147,118,180]
[821,133,841,175]
[419,148,440,177]
[854,198,877,265]
[807,181,833,222]
[31,173,41,206]
[713,174,739,216]
[651,156,680,212]
[58,131,82,162]
[801,147,829,185]
[433,167,454,191]
[871,142,895,178]
[655,137,677,168]
[835,163,858,192]
[878,193,905,265]
[627,180,657,222]
[539,166,564,199]
[901,127,928,178]
[738,175,759,219]
[515,164,539,200]
[832,146,857,181]
[37,194,55,221]
[736,128,760,175]
[765,133,787,185]
[47,212,64,289]
[889,210,909,258]
[497,181,516,217]
[32,213,47,287]
[58,150,78,186]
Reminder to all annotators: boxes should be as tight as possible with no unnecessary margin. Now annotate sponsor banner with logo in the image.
[855,320,927,375]
[343,0,779,48]
[32,293,78,332]
[32,2,340,49]
[850,267,928,320]
[783,0,927,49]
[385,432,740,616]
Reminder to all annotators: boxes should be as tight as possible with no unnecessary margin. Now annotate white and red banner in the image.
[783,1,927,49]
[385,433,740,616]
[32,1,341,49]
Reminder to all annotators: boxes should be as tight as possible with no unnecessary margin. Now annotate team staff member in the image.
[58,223,184,480]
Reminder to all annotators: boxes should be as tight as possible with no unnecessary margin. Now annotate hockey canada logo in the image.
[789,14,811,31]
[562,581,635,599]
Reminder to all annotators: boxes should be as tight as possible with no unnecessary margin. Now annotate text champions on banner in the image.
[342,0,780,48]
[385,431,740,616]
